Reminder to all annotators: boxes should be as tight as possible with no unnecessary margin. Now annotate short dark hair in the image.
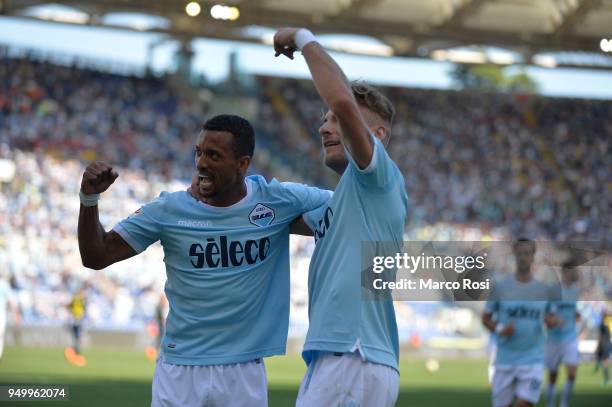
[350,81,395,126]
[203,114,255,158]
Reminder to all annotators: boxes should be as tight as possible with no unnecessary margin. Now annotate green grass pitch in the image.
[0,346,609,406]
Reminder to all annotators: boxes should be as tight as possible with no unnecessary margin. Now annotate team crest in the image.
[249,204,275,227]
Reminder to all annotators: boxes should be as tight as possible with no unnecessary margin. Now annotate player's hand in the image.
[187,172,204,202]
[274,27,300,60]
[499,322,515,337]
[80,161,118,195]
[545,314,563,328]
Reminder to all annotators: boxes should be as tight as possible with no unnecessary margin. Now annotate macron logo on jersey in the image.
[178,220,212,228]
[249,204,275,227]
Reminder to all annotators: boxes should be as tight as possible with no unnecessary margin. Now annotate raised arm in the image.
[78,162,136,270]
[273,28,373,169]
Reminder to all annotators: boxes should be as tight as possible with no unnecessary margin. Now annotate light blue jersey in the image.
[547,283,580,343]
[302,136,408,371]
[485,275,554,366]
[113,175,331,365]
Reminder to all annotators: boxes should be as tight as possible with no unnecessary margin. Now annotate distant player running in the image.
[64,286,87,366]
[593,309,611,387]
[482,239,560,407]
[273,28,408,406]
[78,115,330,407]
[545,262,581,407]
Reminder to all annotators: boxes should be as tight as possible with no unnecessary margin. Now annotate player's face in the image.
[194,130,248,202]
[513,243,535,274]
[319,110,348,172]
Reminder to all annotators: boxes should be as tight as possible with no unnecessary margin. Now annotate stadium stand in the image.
[0,54,610,341]
[256,75,611,243]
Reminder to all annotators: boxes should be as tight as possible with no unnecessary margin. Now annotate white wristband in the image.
[495,323,504,334]
[80,191,100,207]
[295,28,317,50]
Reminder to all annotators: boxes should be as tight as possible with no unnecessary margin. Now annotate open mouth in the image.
[198,174,214,189]
[323,140,341,148]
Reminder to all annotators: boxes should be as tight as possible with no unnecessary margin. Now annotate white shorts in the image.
[491,364,544,407]
[546,339,579,371]
[152,354,267,407]
[296,352,399,407]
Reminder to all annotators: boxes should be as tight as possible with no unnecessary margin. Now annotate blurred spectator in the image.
[1,55,610,335]
[257,76,611,243]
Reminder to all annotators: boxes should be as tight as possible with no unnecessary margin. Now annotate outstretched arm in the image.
[78,162,136,270]
[273,28,373,169]
[290,216,313,236]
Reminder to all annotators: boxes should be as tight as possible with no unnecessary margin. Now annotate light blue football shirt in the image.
[485,275,554,366]
[302,136,408,372]
[113,175,331,365]
[547,283,580,343]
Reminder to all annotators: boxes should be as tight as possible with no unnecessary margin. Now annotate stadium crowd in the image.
[258,76,611,243]
[1,55,610,335]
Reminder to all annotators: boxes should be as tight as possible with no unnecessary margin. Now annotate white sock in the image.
[559,380,574,407]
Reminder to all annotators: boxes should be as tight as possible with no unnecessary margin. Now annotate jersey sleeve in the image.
[345,132,399,190]
[302,205,328,231]
[112,192,167,253]
[280,182,332,214]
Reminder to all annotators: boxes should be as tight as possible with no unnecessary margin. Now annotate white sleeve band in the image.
[295,28,317,50]
[495,323,504,334]
[80,191,100,207]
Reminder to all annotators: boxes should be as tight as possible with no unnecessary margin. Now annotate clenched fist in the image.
[273,27,300,60]
[81,161,119,195]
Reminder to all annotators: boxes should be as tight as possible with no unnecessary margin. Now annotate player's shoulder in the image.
[569,283,581,296]
[495,274,517,289]
[530,278,549,289]
[151,190,176,205]
[348,137,406,188]
[374,136,402,173]
[244,174,281,193]
[141,190,187,213]
[248,174,327,200]
[562,283,581,302]
[246,174,268,187]
[251,175,302,190]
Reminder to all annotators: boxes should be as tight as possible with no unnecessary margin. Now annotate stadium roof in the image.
[3,0,612,70]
